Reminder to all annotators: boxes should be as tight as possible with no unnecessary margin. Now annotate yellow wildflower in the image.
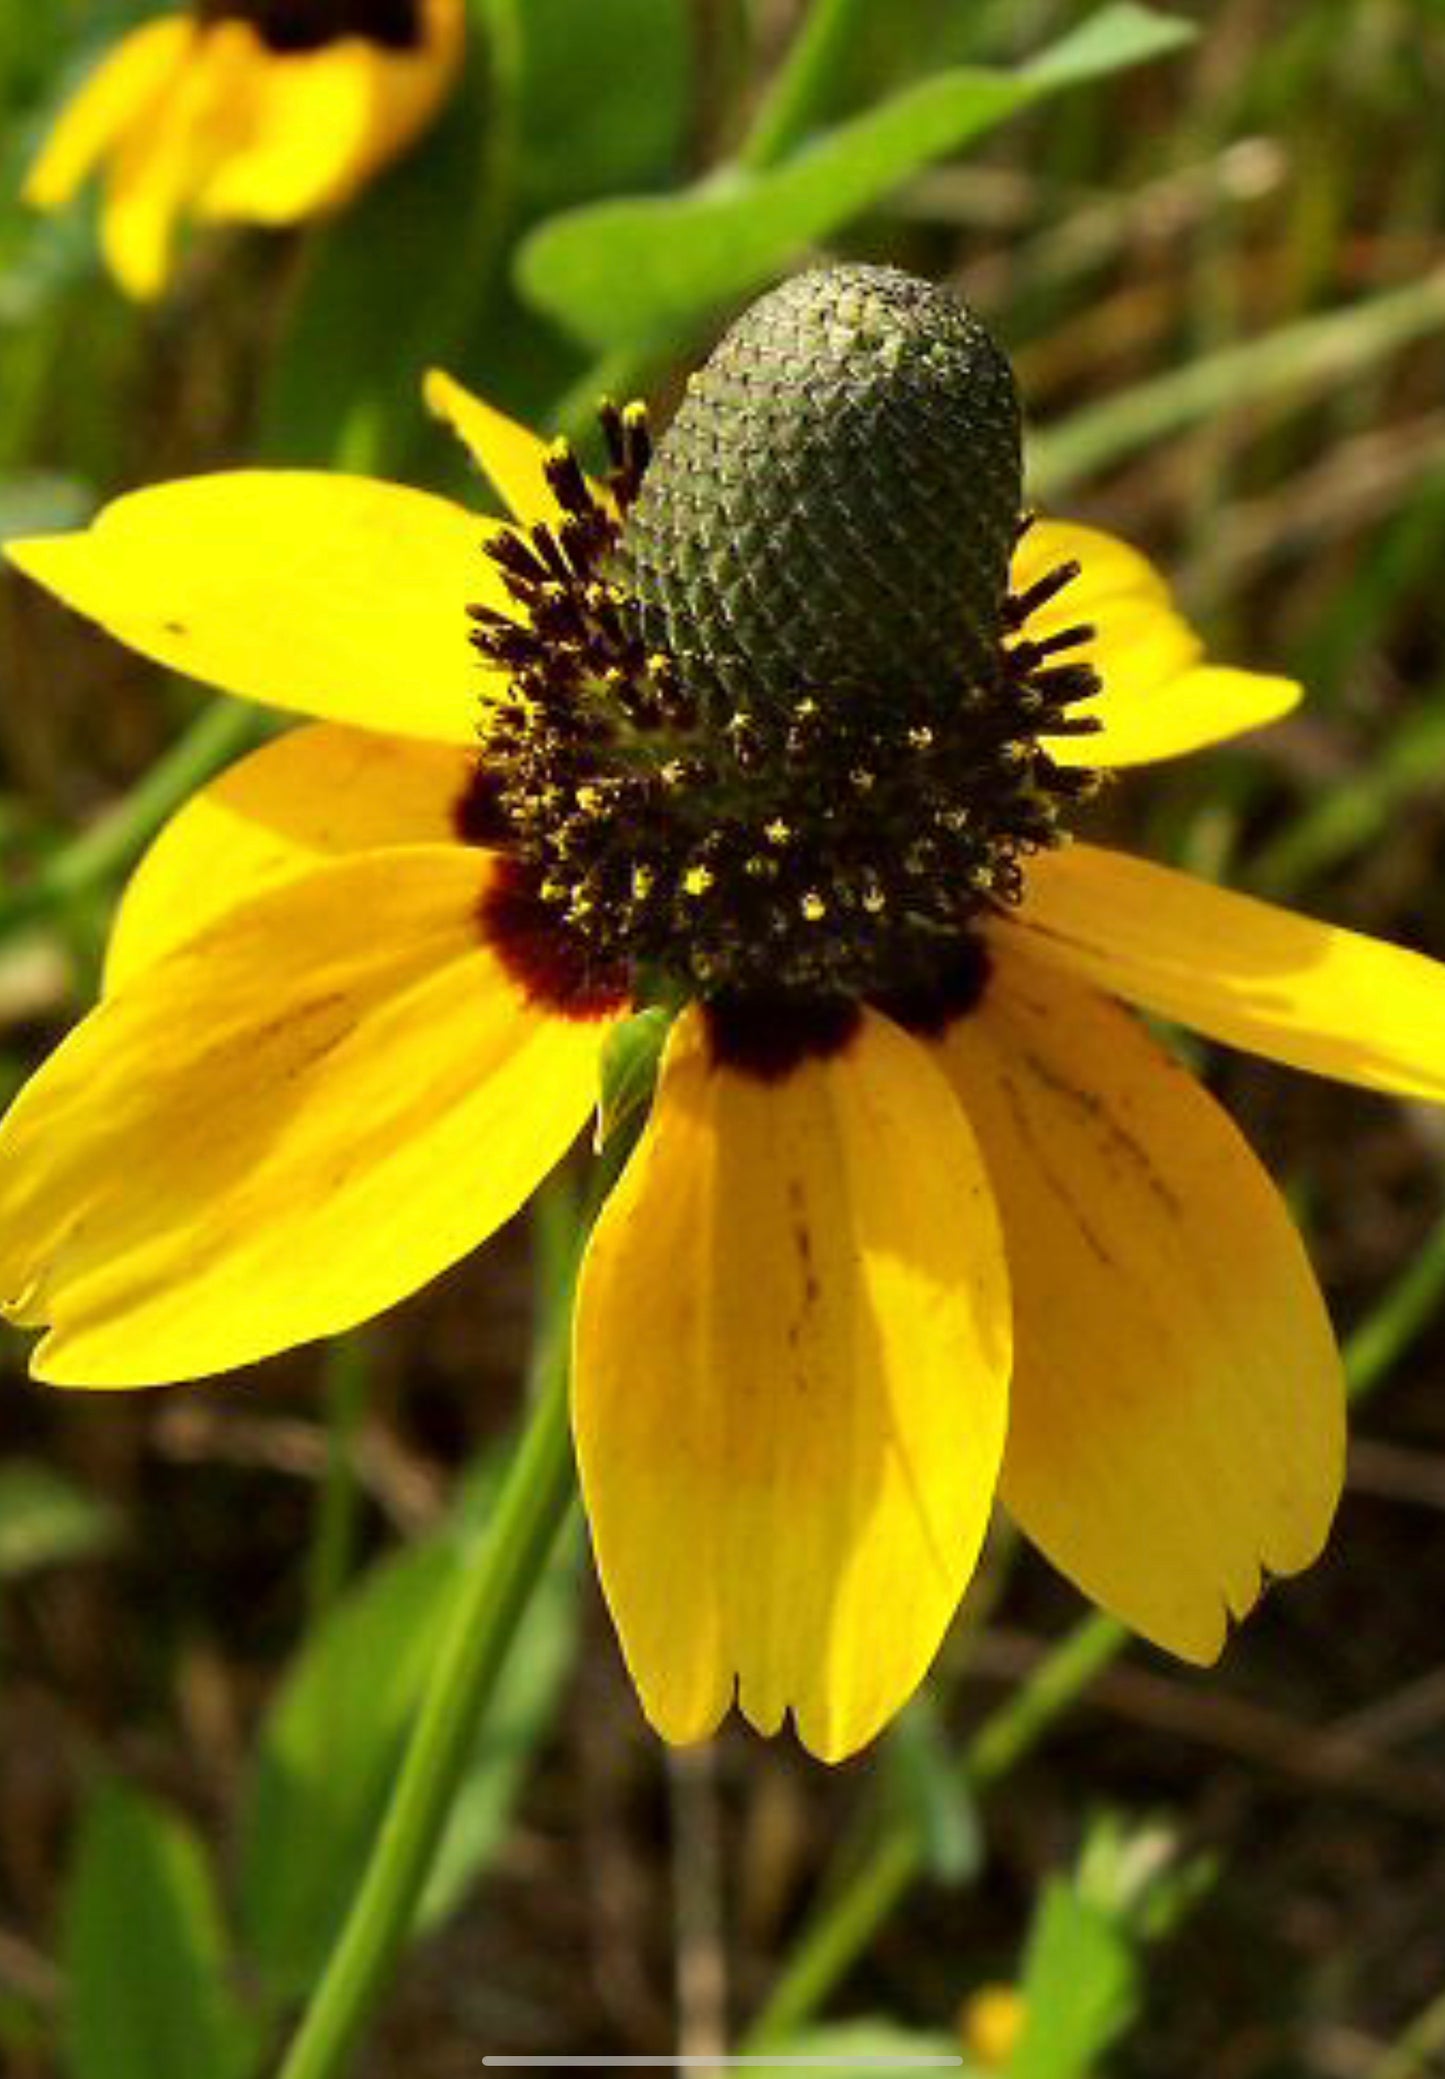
[4,267,1442,1760]
[25,0,465,299]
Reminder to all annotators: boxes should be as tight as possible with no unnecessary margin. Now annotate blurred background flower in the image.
[24,0,465,299]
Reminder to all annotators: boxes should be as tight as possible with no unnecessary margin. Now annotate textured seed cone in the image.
[620,264,1022,718]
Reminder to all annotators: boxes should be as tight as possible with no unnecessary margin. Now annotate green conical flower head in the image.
[620,263,1022,716]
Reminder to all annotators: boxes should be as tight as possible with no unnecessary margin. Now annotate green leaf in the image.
[1003,1815,1211,2079]
[517,5,1194,351]
[506,0,693,216]
[0,1462,117,1581]
[237,1472,578,1998]
[885,1693,983,1887]
[594,1004,673,1155]
[62,1780,261,2079]
[1006,1878,1137,2079]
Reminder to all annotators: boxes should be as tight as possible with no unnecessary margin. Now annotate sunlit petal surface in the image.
[106,721,477,989]
[1006,842,1445,1101]
[573,1005,1011,1761]
[8,474,500,742]
[0,849,607,1385]
[934,940,1344,1661]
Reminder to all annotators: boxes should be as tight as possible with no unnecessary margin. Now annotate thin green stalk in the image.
[745,1202,1445,2050]
[1031,267,1445,497]
[304,1338,373,1627]
[0,698,264,946]
[742,1612,1125,2052]
[1345,1203,1445,1404]
[275,1311,578,2079]
[273,1147,629,2079]
[737,0,873,172]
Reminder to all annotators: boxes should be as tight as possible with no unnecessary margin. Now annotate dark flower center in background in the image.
[462,265,1104,1055]
[196,0,421,53]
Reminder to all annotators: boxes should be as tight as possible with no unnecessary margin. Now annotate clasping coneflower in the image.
[25,0,465,300]
[6,265,1445,1760]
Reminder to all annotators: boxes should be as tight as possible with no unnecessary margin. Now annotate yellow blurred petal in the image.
[1017,519,1302,769]
[424,370,563,525]
[106,722,477,990]
[1007,842,1445,1103]
[573,1005,1010,1761]
[0,848,608,1385]
[24,18,194,210]
[96,22,260,299]
[7,473,503,742]
[193,0,465,223]
[934,942,1344,1661]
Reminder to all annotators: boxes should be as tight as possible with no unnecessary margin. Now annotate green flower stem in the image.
[742,1610,1126,2053]
[0,697,265,948]
[744,1199,1445,2051]
[737,0,874,172]
[273,1147,630,2079]
[275,1320,578,2079]
[1345,1202,1445,1403]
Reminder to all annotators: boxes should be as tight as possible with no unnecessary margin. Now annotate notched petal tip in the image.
[575,1005,1011,1765]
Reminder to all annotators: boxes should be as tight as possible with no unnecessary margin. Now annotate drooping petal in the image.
[7,474,504,742]
[424,370,563,526]
[1005,842,1445,1102]
[24,18,194,211]
[106,722,477,990]
[1016,519,1300,769]
[932,941,1344,1661]
[0,848,610,1386]
[192,0,466,224]
[573,1005,1011,1762]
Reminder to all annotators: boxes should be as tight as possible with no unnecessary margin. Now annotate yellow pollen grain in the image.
[764,818,792,846]
[800,891,828,922]
[575,784,603,813]
[631,865,655,900]
[682,864,715,898]
[908,725,935,751]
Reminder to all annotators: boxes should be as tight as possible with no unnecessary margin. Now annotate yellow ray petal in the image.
[193,0,465,224]
[0,848,610,1385]
[95,21,261,300]
[7,473,504,742]
[573,1005,1010,1762]
[424,370,564,526]
[933,941,1344,1661]
[24,18,194,211]
[1005,842,1445,1103]
[106,722,478,990]
[1016,519,1301,769]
